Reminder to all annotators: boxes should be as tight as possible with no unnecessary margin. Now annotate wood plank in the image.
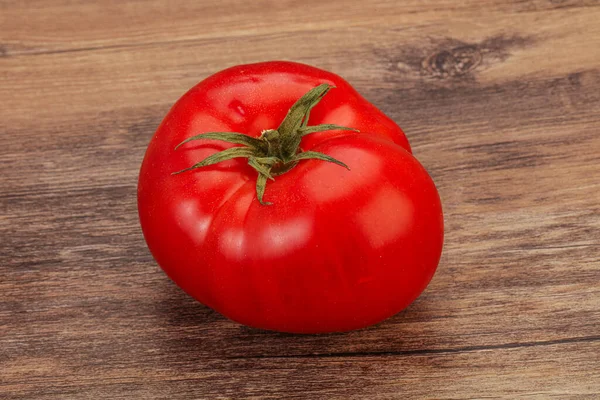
[2,0,598,56]
[2,42,598,356]
[3,341,599,398]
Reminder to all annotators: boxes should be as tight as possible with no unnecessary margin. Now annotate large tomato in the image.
[138,61,443,333]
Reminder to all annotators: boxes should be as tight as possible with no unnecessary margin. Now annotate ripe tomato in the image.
[138,61,443,333]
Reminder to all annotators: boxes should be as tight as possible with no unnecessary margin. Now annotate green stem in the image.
[172,84,358,204]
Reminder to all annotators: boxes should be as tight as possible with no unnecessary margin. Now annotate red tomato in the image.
[138,61,443,333]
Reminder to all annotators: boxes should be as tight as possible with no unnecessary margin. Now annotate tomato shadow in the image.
[151,276,447,360]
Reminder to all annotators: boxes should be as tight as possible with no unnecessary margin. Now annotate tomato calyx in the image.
[172,84,357,205]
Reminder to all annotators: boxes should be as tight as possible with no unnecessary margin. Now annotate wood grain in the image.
[1,0,599,398]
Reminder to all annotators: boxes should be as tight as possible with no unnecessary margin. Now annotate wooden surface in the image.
[1,0,600,398]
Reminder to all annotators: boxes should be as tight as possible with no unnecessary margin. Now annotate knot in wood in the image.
[423,46,482,78]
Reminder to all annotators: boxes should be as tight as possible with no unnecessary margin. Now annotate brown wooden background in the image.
[2,0,599,398]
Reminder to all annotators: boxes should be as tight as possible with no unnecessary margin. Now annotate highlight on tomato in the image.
[138,61,443,333]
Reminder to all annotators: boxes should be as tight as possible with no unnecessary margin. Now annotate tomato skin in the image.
[138,61,443,333]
